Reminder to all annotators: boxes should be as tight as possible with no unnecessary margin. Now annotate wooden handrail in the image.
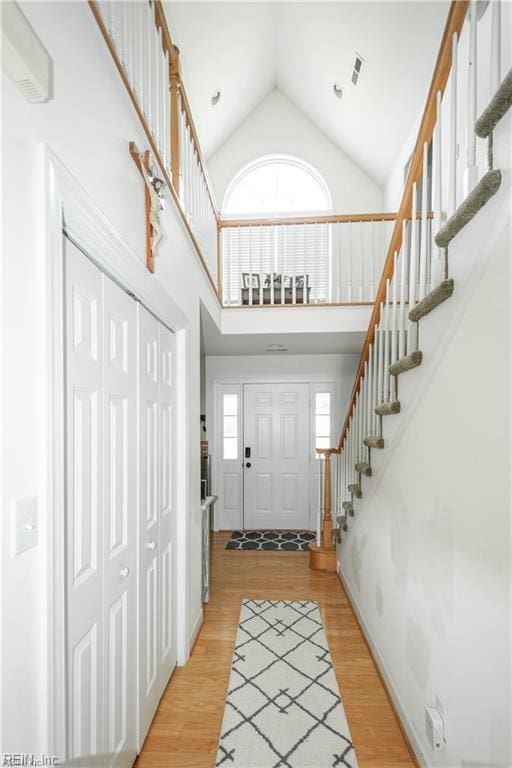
[88,0,221,300]
[219,211,434,228]
[179,85,219,216]
[337,0,469,450]
[151,1,219,216]
[219,212,398,228]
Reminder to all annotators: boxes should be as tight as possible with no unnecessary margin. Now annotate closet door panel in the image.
[138,305,161,743]
[158,325,177,681]
[102,276,137,767]
[65,240,104,766]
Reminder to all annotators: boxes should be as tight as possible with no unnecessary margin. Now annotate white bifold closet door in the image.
[65,239,177,766]
[65,238,137,767]
[138,306,177,744]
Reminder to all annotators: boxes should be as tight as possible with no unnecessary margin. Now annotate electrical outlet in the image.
[435,694,447,743]
[425,705,445,751]
[12,496,38,555]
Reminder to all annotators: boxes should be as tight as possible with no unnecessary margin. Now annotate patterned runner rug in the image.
[226,531,316,551]
[216,599,358,768]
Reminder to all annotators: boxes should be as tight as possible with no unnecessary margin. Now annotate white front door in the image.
[243,383,310,529]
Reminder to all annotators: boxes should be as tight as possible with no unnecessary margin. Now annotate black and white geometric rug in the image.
[226,531,316,551]
[216,599,358,768]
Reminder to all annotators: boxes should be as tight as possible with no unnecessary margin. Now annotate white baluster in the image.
[371,328,377,435]
[377,305,384,405]
[383,281,391,403]
[407,184,418,354]
[398,222,407,360]
[433,90,444,284]
[419,141,429,301]
[347,223,353,302]
[465,0,478,195]
[359,221,364,301]
[391,254,398,368]
[448,31,458,216]
[491,0,501,93]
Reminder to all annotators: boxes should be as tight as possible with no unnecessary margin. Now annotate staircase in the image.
[310,0,511,566]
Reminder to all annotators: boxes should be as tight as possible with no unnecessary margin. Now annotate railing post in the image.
[309,448,337,572]
[322,450,333,550]
[170,44,181,197]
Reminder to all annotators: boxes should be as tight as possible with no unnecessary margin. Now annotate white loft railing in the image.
[313,0,508,554]
[177,94,218,284]
[219,214,396,307]
[91,0,220,291]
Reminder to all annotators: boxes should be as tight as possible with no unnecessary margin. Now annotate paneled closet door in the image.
[65,238,137,767]
[65,241,104,766]
[102,276,137,767]
[65,241,137,768]
[158,324,177,686]
[138,306,162,742]
[138,308,177,745]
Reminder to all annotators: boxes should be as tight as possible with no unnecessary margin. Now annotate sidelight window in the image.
[315,392,331,454]
[223,393,239,460]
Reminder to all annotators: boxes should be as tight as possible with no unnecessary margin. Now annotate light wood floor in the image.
[135,532,415,768]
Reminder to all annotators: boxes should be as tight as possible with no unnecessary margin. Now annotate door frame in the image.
[44,148,190,758]
[211,376,341,531]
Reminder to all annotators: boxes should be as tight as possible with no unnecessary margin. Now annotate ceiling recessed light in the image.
[333,83,343,98]
[211,89,221,106]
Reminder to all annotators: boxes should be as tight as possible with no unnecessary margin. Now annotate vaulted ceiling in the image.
[164,1,449,186]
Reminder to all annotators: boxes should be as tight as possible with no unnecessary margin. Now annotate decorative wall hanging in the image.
[129,141,166,272]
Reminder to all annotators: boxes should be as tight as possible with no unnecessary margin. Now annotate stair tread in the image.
[375,400,401,416]
[475,67,512,138]
[364,435,384,449]
[355,462,372,477]
[435,170,502,248]
[389,350,423,376]
[409,279,454,322]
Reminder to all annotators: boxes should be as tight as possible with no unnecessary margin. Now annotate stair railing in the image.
[219,212,397,307]
[333,0,509,541]
[89,0,221,295]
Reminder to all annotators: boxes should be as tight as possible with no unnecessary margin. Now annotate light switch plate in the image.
[12,496,38,555]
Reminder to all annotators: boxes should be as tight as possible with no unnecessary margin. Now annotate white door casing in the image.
[46,149,190,760]
[243,383,310,530]
[65,238,137,767]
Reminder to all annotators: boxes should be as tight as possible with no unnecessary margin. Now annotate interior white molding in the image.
[43,146,192,756]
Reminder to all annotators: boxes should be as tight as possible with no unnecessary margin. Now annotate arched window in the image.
[223,155,332,216]
[222,156,332,305]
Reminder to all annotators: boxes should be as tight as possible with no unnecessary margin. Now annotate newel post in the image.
[309,448,337,572]
[170,44,181,197]
[321,449,333,550]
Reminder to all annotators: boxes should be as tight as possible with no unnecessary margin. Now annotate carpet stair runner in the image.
[340,68,511,534]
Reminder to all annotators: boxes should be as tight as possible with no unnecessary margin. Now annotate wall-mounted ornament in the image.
[129,141,167,272]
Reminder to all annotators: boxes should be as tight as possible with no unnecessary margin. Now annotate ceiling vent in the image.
[351,54,364,86]
[1,2,52,103]
[265,344,288,353]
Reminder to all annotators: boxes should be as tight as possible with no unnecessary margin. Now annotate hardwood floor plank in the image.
[135,532,416,768]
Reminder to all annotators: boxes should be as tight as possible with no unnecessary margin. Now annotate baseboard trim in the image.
[189,609,204,657]
[337,567,425,768]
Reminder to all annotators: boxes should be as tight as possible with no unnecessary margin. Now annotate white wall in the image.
[208,89,384,214]
[339,110,512,767]
[1,1,220,753]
